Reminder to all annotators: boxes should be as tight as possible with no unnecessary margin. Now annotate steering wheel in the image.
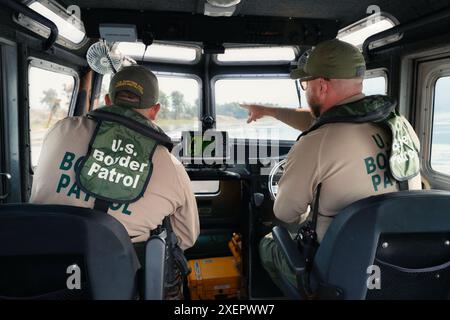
[268,159,287,200]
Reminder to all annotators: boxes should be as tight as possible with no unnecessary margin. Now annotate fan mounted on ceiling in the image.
[86,39,124,75]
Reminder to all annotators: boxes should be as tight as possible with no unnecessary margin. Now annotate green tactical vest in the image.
[75,105,173,203]
[298,95,420,182]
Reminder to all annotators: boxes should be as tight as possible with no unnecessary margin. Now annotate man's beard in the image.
[306,93,322,118]
[309,104,321,118]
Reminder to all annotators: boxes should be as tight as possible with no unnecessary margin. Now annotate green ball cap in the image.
[290,39,366,81]
[109,65,159,109]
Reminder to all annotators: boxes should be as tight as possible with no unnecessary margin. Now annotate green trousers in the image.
[259,232,298,290]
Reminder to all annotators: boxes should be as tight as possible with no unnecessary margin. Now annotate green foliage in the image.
[157,90,198,120]
[156,89,281,121]
[40,88,59,109]
[158,90,170,119]
[62,83,74,107]
[40,88,61,128]
[216,102,248,119]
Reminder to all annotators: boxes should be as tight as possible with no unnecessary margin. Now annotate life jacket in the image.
[75,105,174,204]
[298,95,420,182]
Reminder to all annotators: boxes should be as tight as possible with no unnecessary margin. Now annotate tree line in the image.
[40,85,280,124]
[158,91,251,120]
[158,91,281,120]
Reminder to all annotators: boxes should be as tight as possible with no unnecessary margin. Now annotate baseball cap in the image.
[109,65,159,109]
[290,39,366,81]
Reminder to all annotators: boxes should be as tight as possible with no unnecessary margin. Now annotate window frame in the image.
[154,71,203,141]
[364,68,389,95]
[97,70,203,142]
[1,40,22,202]
[0,44,5,202]
[27,57,79,169]
[191,180,221,197]
[429,75,450,176]
[337,12,401,50]
[211,73,301,143]
[416,61,450,184]
[14,0,88,50]
[425,69,450,178]
[28,57,79,117]
[212,45,298,66]
[116,41,202,65]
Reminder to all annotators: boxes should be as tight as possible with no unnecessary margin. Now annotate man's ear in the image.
[105,94,112,106]
[320,78,329,94]
[148,103,161,121]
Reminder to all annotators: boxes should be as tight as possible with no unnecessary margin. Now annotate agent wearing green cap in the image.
[31,65,200,254]
[249,39,422,295]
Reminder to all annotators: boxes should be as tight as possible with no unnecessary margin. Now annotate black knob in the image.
[202,115,215,130]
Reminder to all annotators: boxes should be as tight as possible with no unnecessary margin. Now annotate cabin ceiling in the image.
[61,0,450,27]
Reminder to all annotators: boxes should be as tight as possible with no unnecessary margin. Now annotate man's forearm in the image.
[268,107,314,132]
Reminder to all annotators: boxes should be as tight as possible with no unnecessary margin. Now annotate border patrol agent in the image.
[30,65,200,253]
[251,39,422,293]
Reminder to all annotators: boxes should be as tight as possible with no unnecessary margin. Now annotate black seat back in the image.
[313,190,450,299]
[0,204,140,300]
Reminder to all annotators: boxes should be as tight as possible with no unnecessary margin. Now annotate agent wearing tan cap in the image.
[31,65,200,253]
[251,39,422,293]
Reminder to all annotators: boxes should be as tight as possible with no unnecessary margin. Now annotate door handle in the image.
[0,172,12,200]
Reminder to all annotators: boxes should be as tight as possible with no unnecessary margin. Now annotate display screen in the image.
[182,130,229,162]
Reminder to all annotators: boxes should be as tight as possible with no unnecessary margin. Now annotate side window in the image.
[363,75,387,95]
[216,46,296,64]
[98,73,201,140]
[431,76,450,175]
[28,65,76,167]
[98,73,111,106]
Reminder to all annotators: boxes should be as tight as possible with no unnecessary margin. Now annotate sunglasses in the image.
[300,77,330,91]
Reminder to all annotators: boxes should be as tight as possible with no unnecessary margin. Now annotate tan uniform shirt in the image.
[30,116,200,250]
[274,94,422,241]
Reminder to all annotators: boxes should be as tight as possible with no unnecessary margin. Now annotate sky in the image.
[215,78,300,108]
[29,67,75,110]
[159,77,200,105]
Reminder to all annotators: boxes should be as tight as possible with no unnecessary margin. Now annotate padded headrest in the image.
[313,190,450,299]
[0,204,140,299]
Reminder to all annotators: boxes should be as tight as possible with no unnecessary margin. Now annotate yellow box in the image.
[187,256,241,300]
